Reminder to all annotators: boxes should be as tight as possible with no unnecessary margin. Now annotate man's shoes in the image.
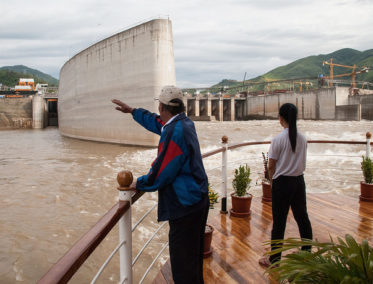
[259,256,278,268]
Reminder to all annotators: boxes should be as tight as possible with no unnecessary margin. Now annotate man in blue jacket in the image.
[112,86,209,284]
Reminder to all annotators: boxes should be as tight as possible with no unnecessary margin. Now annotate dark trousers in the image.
[168,203,209,284]
[270,175,313,263]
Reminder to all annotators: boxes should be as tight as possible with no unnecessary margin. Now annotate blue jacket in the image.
[133,108,209,221]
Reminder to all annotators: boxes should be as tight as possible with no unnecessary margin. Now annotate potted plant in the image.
[264,234,373,283]
[230,164,252,217]
[262,152,272,203]
[204,185,219,258]
[360,155,373,202]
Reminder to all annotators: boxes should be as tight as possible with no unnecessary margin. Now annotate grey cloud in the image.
[1,0,372,87]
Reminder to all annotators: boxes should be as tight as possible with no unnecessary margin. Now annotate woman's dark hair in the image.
[279,103,298,152]
[161,99,185,115]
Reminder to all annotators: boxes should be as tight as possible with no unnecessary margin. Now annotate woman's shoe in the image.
[259,256,279,268]
[259,256,272,268]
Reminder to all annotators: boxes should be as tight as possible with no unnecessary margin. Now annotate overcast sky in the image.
[1,0,372,87]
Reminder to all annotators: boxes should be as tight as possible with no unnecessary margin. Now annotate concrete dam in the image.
[58,19,176,147]
[184,86,373,122]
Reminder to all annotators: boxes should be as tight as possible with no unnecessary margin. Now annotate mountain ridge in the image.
[213,48,373,89]
[0,65,59,87]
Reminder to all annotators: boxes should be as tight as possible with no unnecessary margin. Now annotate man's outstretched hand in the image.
[112,99,134,113]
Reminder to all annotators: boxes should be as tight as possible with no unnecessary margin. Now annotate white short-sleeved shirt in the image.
[268,128,307,180]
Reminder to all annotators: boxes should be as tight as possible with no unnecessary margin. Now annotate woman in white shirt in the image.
[259,103,313,267]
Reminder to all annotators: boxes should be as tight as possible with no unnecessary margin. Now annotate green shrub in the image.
[361,156,373,184]
[264,234,373,283]
[208,185,219,209]
[232,164,251,197]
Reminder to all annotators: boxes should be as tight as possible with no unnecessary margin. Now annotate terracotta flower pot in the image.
[204,224,214,258]
[230,193,252,218]
[360,181,373,202]
[262,182,272,203]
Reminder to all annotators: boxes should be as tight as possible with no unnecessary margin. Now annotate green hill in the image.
[211,48,373,92]
[212,79,240,88]
[0,65,59,87]
[261,48,373,81]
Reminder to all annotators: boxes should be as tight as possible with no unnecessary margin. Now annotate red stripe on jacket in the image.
[156,140,183,177]
[156,117,165,126]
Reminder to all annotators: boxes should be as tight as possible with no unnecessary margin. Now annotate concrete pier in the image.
[32,95,44,129]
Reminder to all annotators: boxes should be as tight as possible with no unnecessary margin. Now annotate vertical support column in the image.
[221,136,228,214]
[302,97,305,119]
[207,97,212,117]
[188,99,195,116]
[246,96,250,118]
[32,94,44,129]
[116,170,134,284]
[218,97,224,121]
[366,132,371,158]
[183,97,188,116]
[195,97,200,117]
[230,97,235,121]
[296,98,298,112]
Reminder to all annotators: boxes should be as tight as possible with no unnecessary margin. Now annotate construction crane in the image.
[322,59,369,88]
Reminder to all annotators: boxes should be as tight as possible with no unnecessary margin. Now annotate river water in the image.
[1,120,372,283]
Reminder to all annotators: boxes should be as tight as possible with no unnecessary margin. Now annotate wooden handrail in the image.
[224,140,371,152]
[201,139,371,160]
[308,140,372,145]
[38,201,130,284]
[202,147,225,158]
[131,189,145,204]
[228,141,271,151]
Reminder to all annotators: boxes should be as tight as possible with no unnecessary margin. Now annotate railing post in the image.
[117,170,134,284]
[221,136,228,214]
[366,132,371,158]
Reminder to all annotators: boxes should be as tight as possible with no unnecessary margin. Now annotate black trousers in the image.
[168,203,209,284]
[270,175,313,263]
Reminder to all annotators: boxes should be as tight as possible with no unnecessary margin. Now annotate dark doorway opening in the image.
[47,100,58,126]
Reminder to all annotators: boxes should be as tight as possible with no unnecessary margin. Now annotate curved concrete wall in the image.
[58,19,176,146]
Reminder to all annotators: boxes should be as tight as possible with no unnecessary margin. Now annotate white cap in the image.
[158,85,183,106]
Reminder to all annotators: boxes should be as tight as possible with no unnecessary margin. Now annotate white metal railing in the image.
[132,203,157,232]
[91,176,167,284]
[132,222,167,267]
[39,132,372,284]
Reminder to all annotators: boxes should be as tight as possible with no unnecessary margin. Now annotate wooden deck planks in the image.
[153,193,373,283]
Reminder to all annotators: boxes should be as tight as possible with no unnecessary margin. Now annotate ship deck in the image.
[153,193,373,284]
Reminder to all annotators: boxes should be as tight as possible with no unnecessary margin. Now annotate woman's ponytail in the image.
[279,103,298,152]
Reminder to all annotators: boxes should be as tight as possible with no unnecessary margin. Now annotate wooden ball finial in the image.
[117,170,133,190]
[366,132,372,139]
[222,135,228,144]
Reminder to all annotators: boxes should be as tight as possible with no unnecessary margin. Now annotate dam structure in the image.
[184,86,373,121]
[58,19,175,147]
